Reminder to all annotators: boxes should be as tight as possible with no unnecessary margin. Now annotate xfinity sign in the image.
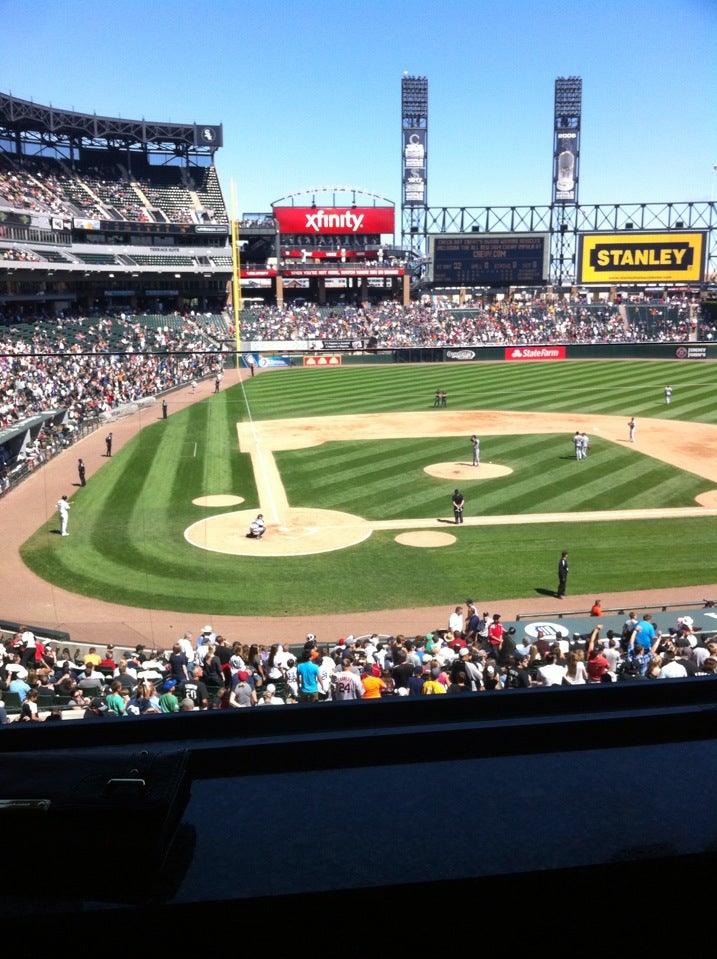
[273,205,395,236]
[305,209,364,232]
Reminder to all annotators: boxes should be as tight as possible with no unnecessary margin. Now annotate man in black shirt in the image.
[391,650,415,692]
[183,665,210,710]
[557,551,569,599]
[504,654,532,689]
[452,489,465,524]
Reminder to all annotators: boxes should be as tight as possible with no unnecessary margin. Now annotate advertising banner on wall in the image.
[505,346,567,362]
[553,129,578,204]
[304,355,343,367]
[273,207,394,235]
[403,128,426,206]
[578,232,706,284]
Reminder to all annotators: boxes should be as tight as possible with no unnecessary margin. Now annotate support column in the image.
[402,274,411,306]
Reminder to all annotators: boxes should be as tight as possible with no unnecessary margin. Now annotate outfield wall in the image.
[246,341,717,367]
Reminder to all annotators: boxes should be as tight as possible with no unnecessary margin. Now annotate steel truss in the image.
[0,92,220,165]
[402,201,717,289]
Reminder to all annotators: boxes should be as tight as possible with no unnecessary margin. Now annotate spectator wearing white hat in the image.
[257,684,285,706]
[457,647,483,692]
[195,625,215,664]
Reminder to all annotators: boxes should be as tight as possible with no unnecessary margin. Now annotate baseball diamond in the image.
[4,358,717,650]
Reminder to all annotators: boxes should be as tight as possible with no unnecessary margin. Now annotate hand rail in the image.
[515,600,710,621]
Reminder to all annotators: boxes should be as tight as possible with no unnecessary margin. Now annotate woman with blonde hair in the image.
[562,649,588,685]
[202,643,225,690]
[105,679,126,716]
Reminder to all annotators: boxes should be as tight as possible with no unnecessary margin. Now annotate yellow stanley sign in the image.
[579,232,705,284]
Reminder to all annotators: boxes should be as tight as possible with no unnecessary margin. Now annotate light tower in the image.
[400,75,428,253]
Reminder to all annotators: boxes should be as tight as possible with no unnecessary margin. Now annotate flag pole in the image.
[230,180,242,369]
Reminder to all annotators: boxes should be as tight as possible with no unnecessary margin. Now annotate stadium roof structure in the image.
[272,186,394,208]
[0,92,222,165]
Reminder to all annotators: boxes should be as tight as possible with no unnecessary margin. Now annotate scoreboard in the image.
[428,233,549,286]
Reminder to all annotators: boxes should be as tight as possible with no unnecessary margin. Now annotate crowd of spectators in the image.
[236,296,704,347]
[2,607,714,722]
[0,292,708,493]
[2,247,41,262]
[0,310,224,432]
[0,155,214,224]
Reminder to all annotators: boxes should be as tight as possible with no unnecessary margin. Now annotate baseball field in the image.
[16,357,717,623]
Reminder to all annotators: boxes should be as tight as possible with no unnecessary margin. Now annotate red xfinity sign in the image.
[274,206,394,235]
[504,346,567,361]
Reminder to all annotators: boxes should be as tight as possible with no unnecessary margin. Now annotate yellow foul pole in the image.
[230,180,242,366]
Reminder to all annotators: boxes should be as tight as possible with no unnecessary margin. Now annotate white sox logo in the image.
[523,621,569,639]
[304,209,365,232]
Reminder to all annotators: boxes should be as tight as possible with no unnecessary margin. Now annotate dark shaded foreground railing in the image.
[2,676,717,945]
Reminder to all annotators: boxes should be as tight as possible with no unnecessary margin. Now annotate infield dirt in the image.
[1,366,715,648]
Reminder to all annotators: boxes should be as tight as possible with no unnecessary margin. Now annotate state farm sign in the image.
[274,206,394,235]
[505,346,566,361]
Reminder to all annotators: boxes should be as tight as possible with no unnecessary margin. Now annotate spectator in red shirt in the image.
[586,625,610,683]
[488,614,505,657]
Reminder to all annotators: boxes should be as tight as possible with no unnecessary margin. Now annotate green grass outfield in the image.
[20,359,717,617]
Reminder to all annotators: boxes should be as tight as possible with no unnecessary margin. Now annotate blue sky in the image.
[1,0,715,218]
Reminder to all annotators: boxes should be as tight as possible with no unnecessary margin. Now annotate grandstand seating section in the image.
[0,153,228,227]
[73,252,120,265]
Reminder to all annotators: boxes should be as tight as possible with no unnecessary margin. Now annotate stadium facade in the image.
[1,82,716,318]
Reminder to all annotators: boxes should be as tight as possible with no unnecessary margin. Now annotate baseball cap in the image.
[459,647,470,657]
[164,680,177,691]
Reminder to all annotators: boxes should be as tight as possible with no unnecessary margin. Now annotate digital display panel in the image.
[429,233,549,286]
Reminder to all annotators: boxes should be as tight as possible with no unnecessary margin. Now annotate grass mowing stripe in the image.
[19,359,717,617]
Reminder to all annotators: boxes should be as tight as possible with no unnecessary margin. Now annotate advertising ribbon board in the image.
[578,232,706,285]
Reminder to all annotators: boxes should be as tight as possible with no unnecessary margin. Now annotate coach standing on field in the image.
[452,489,465,525]
[557,551,569,599]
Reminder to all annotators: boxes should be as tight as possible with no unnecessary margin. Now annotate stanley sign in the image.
[578,232,705,284]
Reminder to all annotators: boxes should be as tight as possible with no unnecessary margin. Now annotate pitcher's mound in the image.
[424,462,513,480]
[185,507,371,557]
[395,531,456,548]
[192,494,245,507]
